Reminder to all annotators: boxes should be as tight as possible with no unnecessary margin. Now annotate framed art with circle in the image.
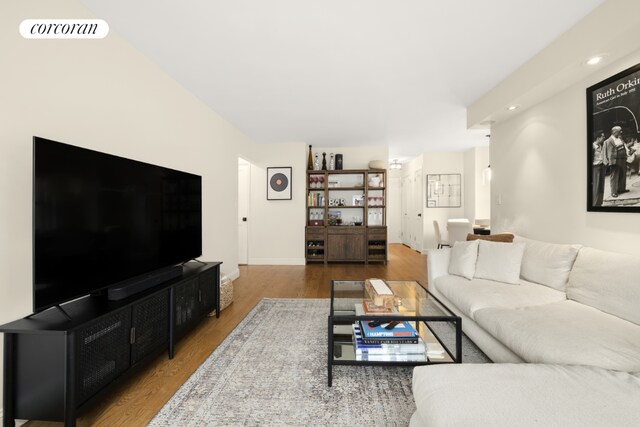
[267,167,292,200]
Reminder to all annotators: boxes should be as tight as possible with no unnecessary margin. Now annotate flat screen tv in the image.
[33,137,202,313]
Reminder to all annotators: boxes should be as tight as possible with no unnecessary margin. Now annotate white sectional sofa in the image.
[411,236,640,426]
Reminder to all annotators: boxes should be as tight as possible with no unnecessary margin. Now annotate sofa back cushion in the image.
[474,240,525,285]
[567,247,640,326]
[448,240,479,280]
[514,236,581,292]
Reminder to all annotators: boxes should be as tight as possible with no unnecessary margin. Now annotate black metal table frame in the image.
[327,280,462,387]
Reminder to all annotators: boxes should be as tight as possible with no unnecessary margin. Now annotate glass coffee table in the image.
[328,280,461,386]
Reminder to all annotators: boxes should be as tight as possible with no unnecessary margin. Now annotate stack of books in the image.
[353,320,426,362]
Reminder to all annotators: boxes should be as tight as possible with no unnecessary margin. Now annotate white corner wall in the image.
[491,49,640,255]
[0,0,255,412]
[246,143,306,265]
[474,146,491,220]
[387,168,402,243]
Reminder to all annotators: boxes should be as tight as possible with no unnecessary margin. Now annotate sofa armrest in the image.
[427,248,451,286]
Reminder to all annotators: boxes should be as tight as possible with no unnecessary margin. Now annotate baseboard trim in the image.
[248,258,306,266]
[0,412,24,427]
[222,268,240,282]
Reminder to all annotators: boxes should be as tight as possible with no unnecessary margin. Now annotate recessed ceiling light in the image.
[587,56,603,66]
[507,105,520,111]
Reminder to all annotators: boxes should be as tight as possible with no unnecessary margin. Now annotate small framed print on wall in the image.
[426,173,461,208]
[267,167,292,200]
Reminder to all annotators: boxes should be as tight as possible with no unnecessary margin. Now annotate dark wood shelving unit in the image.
[305,169,387,264]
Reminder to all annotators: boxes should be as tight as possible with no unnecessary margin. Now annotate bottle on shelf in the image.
[307,145,313,170]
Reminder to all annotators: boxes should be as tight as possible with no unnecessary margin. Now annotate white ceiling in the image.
[81,0,604,160]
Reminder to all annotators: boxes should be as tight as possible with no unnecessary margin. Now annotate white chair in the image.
[447,219,473,244]
[433,220,450,249]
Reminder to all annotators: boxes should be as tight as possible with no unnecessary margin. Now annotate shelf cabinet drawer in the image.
[367,227,387,238]
[306,227,325,238]
[327,227,365,235]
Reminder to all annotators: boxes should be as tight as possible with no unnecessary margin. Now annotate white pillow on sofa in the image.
[448,240,479,280]
[513,235,581,291]
[474,240,525,285]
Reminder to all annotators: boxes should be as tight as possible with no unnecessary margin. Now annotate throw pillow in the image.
[474,240,525,285]
[467,233,515,242]
[513,235,581,291]
[448,240,480,280]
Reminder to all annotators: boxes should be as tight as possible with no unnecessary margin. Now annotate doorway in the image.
[238,158,250,265]
[401,169,423,251]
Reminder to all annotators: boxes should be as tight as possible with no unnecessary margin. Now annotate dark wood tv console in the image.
[0,261,221,427]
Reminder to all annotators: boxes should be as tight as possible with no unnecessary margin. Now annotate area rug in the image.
[148,298,489,426]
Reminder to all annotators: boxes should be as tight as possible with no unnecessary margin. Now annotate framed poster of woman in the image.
[587,63,640,212]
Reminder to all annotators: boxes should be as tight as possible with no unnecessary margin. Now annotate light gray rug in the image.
[148,298,489,426]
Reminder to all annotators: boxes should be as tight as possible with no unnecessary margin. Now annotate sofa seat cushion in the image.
[412,364,640,427]
[474,300,640,372]
[433,275,565,320]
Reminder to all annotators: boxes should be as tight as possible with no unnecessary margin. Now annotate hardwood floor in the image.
[25,244,426,427]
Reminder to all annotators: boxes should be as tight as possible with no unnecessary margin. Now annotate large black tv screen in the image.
[33,137,202,312]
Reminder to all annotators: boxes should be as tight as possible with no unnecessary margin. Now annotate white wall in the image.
[422,152,466,250]
[387,168,402,243]
[464,149,476,222]
[491,48,640,255]
[474,146,491,220]
[464,146,491,222]
[0,0,255,412]
[246,143,306,265]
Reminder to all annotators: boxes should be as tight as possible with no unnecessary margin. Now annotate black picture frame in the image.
[426,174,461,208]
[587,63,640,212]
[267,167,292,200]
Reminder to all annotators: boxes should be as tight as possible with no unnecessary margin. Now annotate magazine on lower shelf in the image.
[353,324,426,356]
[355,353,427,362]
[358,320,419,344]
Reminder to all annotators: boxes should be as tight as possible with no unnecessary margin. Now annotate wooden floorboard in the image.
[24,244,426,427]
